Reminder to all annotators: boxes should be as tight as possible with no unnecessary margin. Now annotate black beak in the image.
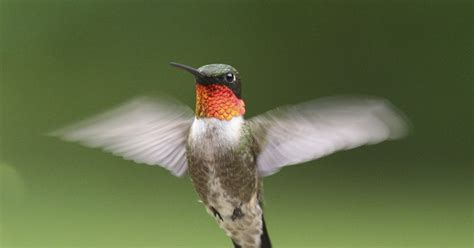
[170,62,208,83]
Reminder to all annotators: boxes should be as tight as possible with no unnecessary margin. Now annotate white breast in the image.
[189,116,244,153]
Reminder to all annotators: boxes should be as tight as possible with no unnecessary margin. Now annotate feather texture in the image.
[50,96,194,177]
[249,96,410,177]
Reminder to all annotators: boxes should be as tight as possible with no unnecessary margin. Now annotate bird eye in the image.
[225,72,235,83]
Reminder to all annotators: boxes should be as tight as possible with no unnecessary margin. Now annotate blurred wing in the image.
[249,96,410,177]
[50,96,194,177]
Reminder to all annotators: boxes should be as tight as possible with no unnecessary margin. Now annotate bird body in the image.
[187,116,265,247]
[52,62,410,248]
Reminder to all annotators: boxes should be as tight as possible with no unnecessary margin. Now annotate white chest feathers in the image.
[188,116,244,154]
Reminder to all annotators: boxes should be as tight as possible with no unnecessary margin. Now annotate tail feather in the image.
[260,215,272,248]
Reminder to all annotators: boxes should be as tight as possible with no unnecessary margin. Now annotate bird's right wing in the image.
[248,96,410,177]
[50,96,194,177]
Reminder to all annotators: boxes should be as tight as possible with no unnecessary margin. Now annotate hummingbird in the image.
[52,62,410,248]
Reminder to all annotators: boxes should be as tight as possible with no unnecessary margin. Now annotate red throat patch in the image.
[196,84,245,120]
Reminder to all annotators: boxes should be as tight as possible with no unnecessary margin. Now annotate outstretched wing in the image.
[248,96,410,177]
[50,96,194,177]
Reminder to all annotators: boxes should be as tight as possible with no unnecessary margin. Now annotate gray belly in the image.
[188,158,263,248]
[186,147,258,213]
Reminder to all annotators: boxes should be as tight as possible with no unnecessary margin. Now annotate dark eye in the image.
[225,72,235,83]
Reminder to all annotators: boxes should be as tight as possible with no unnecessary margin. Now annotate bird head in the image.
[171,62,245,121]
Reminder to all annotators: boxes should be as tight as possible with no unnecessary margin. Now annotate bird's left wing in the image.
[248,96,410,177]
[50,96,194,177]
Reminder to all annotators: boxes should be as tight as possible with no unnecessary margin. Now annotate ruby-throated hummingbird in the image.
[52,62,409,248]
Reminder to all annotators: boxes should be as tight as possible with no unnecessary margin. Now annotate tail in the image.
[231,214,272,248]
[260,215,272,248]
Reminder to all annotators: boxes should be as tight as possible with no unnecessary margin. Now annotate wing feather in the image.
[249,96,410,177]
[50,96,194,177]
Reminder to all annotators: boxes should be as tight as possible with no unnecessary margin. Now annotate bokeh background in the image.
[1,0,471,247]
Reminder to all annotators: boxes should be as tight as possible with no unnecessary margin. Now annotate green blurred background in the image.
[0,0,471,247]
